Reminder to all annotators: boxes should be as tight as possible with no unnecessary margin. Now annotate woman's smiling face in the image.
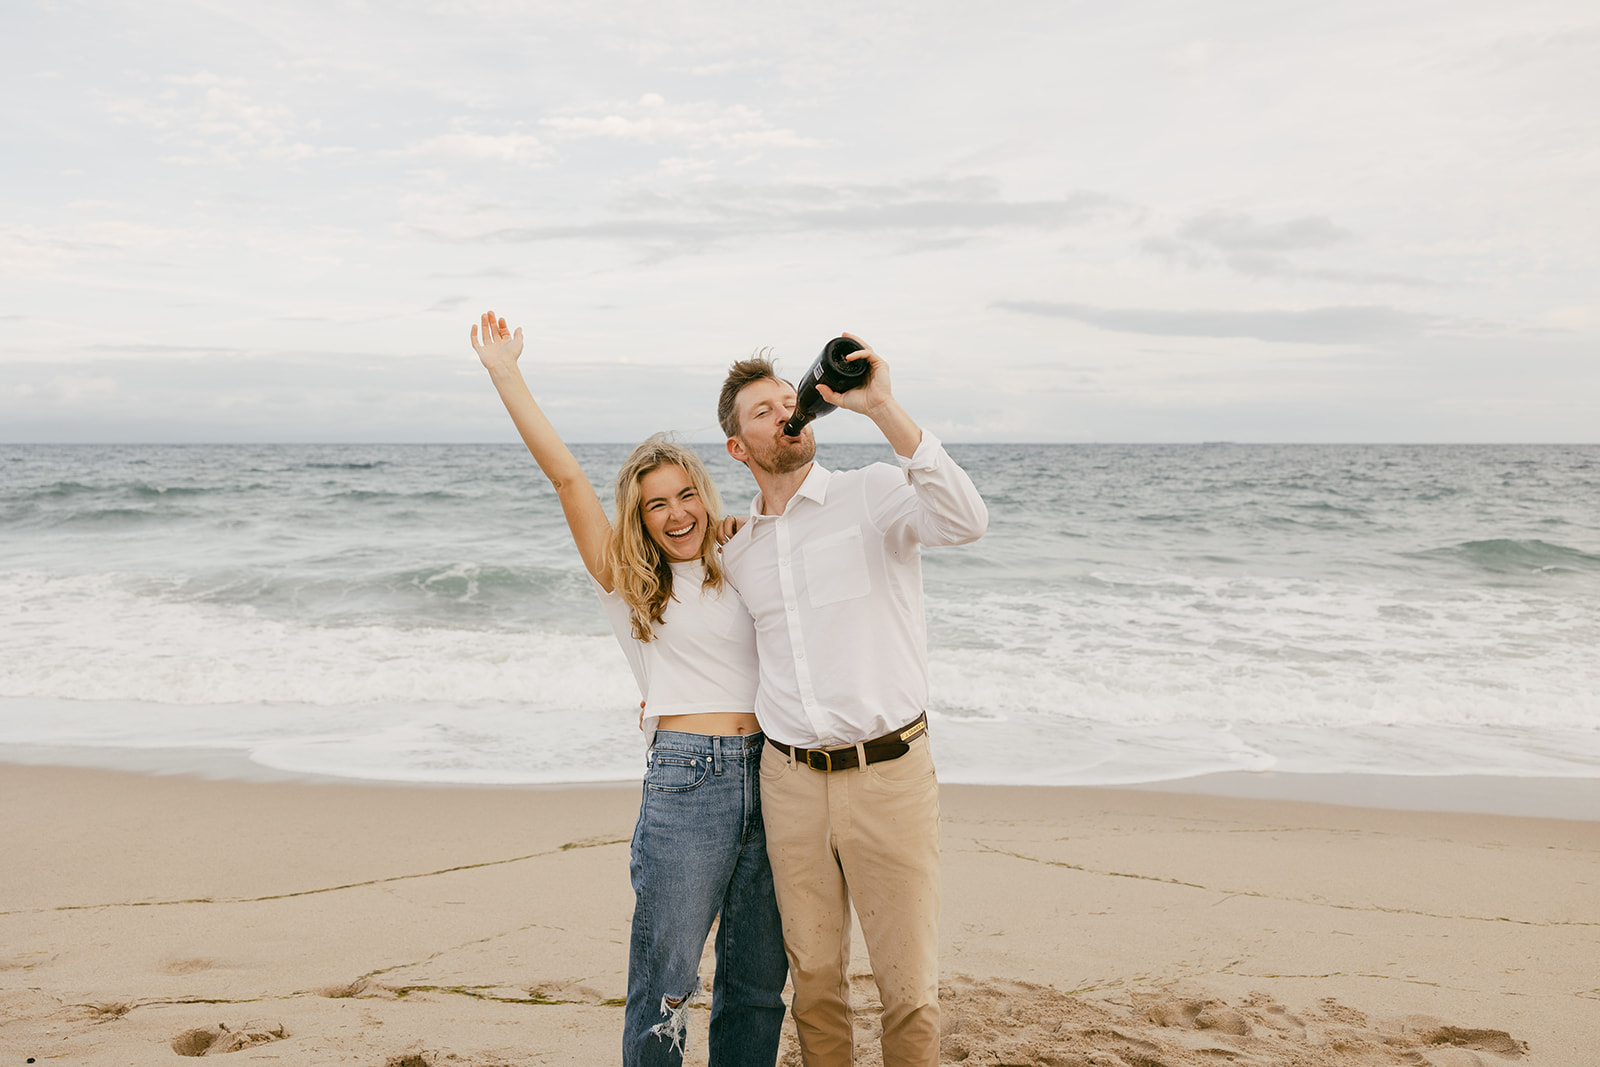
[638,462,708,562]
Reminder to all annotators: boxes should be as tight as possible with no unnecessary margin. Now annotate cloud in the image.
[461,177,1129,253]
[1146,211,1435,288]
[427,266,521,280]
[1141,236,1209,271]
[1180,212,1352,251]
[541,92,818,150]
[995,301,1440,344]
[101,72,342,165]
[0,221,186,277]
[84,344,245,358]
[402,127,549,163]
[1222,254,1440,288]
[670,58,775,78]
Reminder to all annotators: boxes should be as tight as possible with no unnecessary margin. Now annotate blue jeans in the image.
[624,730,788,1066]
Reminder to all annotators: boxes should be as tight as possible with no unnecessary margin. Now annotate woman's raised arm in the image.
[471,310,613,590]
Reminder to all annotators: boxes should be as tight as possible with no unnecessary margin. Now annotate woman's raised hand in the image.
[470,310,524,371]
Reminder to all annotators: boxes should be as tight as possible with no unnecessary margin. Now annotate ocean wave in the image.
[20,480,227,500]
[154,561,591,628]
[1414,538,1600,576]
[2,482,274,529]
[31,480,103,498]
[127,484,214,498]
[322,488,474,504]
[1286,501,1369,516]
[50,506,197,527]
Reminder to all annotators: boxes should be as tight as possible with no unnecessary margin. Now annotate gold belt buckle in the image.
[806,748,834,771]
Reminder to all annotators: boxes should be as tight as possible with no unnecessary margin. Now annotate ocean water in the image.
[1,442,1597,787]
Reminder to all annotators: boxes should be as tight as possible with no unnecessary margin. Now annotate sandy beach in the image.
[2,764,1596,1066]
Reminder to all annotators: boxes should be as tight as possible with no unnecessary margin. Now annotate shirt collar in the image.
[749,461,832,519]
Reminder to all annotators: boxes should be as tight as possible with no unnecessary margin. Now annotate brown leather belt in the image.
[765,713,928,772]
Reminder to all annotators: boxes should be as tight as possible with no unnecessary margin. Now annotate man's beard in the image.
[749,432,816,476]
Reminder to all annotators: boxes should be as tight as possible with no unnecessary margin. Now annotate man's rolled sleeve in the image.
[891,430,988,546]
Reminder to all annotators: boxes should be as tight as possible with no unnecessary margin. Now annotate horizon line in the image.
[4,440,1597,448]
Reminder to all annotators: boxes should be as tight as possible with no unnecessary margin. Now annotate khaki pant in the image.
[759,733,940,1067]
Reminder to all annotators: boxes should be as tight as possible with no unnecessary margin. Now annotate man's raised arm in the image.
[817,333,988,546]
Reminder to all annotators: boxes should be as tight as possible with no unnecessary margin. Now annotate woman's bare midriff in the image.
[656,712,762,735]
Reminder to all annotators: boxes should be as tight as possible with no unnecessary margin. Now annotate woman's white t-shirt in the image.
[594,558,760,744]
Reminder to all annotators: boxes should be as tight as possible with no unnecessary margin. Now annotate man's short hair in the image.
[718,354,782,439]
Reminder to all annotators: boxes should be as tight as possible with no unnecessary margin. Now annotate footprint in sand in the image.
[161,957,222,976]
[1251,997,1308,1036]
[170,1022,287,1056]
[1139,995,1250,1035]
[1141,997,1207,1028]
[1316,997,1369,1027]
[1194,1005,1251,1035]
[1415,1023,1529,1057]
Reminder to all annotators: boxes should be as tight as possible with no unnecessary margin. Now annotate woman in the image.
[469,311,786,1066]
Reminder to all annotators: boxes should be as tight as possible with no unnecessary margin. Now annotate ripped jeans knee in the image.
[647,980,698,1054]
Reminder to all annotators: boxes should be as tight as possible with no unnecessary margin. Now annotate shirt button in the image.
[779,557,789,568]
[796,649,806,660]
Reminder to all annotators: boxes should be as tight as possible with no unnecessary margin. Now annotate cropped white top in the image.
[594,558,760,744]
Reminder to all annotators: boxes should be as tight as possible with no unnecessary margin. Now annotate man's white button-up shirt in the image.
[721,431,988,748]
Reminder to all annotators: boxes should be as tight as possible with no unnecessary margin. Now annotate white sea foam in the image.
[0,570,635,709]
[930,573,1600,732]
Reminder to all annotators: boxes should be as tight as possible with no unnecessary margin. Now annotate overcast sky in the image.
[3,0,1596,443]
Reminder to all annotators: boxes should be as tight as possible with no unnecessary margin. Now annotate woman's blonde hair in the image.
[609,435,727,641]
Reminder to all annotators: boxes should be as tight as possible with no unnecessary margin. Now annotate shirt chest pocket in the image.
[801,524,872,608]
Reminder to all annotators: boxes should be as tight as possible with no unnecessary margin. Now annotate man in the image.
[717,334,988,1066]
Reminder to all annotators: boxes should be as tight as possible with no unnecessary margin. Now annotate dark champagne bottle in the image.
[783,336,870,437]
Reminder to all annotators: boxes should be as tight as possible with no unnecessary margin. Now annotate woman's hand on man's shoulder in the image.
[716,514,746,546]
